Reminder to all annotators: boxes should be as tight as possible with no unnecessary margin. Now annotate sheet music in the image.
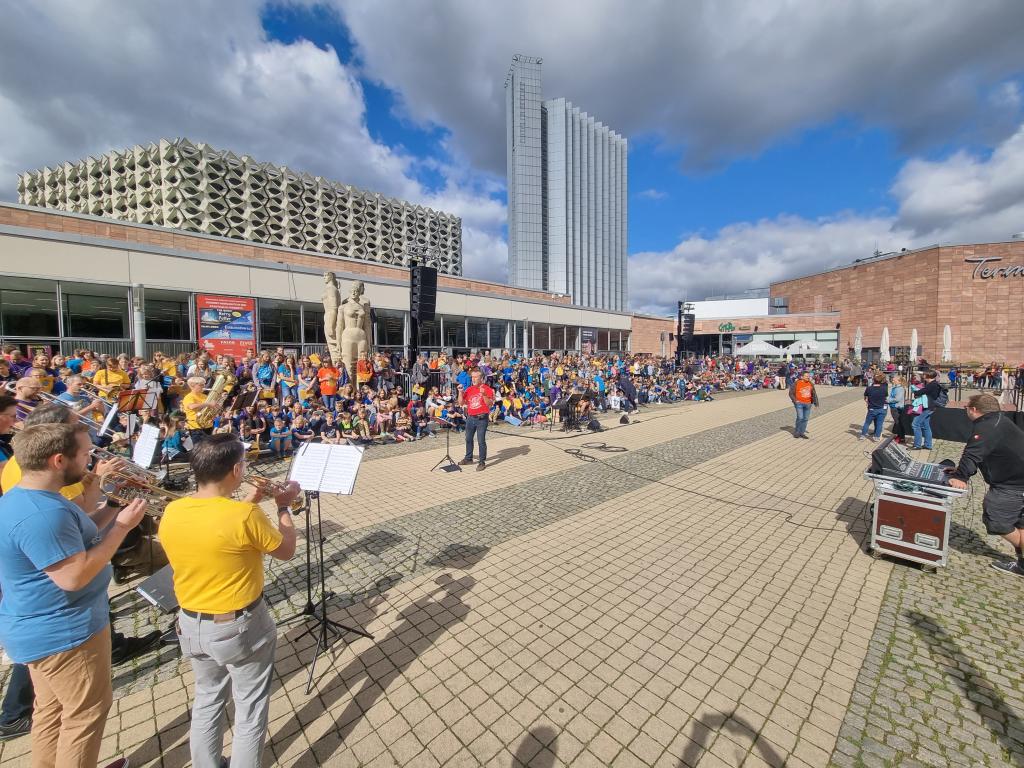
[98,402,119,437]
[288,442,364,494]
[132,424,161,468]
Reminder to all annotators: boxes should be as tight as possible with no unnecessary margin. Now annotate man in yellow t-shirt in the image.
[93,358,131,401]
[159,434,299,768]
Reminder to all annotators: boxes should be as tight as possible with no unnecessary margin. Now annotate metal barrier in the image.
[146,340,199,358]
[59,338,135,357]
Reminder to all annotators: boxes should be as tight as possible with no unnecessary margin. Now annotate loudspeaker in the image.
[587,419,602,432]
[681,313,695,342]
[619,414,630,425]
[411,265,437,322]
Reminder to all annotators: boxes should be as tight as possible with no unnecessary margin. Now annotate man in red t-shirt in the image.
[458,368,495,470]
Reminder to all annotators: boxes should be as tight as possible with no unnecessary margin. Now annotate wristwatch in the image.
[277,505,292,514]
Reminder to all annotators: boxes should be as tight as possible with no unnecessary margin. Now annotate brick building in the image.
[772,241,1024,364]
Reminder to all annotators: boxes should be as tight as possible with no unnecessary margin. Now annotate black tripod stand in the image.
[431,418,461,472]
[281,491,374,693]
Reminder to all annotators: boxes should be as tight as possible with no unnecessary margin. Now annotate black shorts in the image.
[982,486,1024,535]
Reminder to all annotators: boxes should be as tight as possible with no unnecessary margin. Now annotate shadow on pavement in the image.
[906,610,1024,768]
[486,443,532,468]
[676,710,786,768]
[513,725,559,767]
[834,496,873,550]
[948,521,1007,561]
[425,543,490,570]
[282,573,477,765]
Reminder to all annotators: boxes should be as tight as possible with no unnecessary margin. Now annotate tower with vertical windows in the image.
[505,55,628,311]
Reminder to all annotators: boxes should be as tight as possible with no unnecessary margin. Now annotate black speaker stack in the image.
[409,265,438,359]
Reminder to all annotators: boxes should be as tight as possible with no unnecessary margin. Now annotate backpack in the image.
[934,386,949,408]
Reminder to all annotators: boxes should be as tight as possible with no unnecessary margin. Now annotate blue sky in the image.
[261,4,909,253]
[2,1,1023,313]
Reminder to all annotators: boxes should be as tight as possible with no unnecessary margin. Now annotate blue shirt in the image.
[0,487,111,663]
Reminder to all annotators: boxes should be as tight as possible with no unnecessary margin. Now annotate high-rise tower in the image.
[505,55,628,311]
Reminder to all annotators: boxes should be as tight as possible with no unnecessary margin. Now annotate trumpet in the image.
[244,474,304,511]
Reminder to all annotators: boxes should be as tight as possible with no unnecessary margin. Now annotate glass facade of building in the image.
[506,56,628,311]
[0,279,633,358]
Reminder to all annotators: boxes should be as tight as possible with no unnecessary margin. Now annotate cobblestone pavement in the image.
[3,386,989,768]
[829,440,1024,768]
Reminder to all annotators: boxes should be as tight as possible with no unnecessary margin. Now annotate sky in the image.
[2,1,1024,315]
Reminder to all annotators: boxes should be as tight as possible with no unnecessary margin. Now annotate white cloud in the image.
[630,117,1024,314]
[336,0,1024,172]
[638,188,667,201]
[0,0,507,280]
[629,213,899,315]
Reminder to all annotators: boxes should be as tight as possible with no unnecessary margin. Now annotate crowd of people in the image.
[5,339,1024,768]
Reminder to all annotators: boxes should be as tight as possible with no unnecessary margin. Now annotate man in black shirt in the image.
[946,394,1024,577]
[910,370,944,451]
[859,373,889,442]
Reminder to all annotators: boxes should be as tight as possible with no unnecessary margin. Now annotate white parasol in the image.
[942,324,952,362]
[910,328,919,361]
[853,327,863,360]
[788,339,823,356]
[735,339,786,357]
[880,327,891,363]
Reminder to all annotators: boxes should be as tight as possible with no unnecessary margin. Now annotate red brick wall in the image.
[771,243,1024,363]
[631,315,675,354]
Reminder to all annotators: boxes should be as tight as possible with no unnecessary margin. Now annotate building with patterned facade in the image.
[17,138,462,275]
[505,56,628,311]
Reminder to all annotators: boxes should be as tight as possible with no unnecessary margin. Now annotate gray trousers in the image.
[177,600,277,768]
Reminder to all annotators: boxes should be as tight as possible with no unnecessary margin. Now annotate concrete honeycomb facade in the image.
[17,138,462,275]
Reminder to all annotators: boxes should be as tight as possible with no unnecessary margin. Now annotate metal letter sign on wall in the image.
[966,257,1024,279]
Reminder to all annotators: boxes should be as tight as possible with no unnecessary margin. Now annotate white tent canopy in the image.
[787,339,823,355]
[735,339,786,356]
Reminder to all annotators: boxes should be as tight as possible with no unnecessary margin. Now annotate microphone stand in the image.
[430,416,461,472]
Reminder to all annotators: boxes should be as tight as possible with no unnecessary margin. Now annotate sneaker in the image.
[0,716,31,741]
[111,630,162,665]
[990,561,1024,577]
[857,435,865,441]
[458,458,474,466]
[799,434,809,439]
[477,461,486,471]
[868,436,877,443]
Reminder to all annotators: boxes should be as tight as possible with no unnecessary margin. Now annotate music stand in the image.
[286,443,373,693]
[431,416,462,472]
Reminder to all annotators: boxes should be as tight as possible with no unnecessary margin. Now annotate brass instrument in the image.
[90,446,164,485]
[243,474,304,511]
[204,374,228,406]
[100,470,183,516]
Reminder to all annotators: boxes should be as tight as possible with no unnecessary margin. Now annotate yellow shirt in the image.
[159,496,283,612]
[1,457,85,500]
[182,391,213,430]
[94,368,131,397]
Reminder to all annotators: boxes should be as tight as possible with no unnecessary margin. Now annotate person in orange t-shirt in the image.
[317,358,341,411]
[788,371,818,439]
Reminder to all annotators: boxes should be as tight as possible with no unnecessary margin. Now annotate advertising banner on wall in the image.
[196,294,256,357]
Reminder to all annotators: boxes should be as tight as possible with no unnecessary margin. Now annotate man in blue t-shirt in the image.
[0,423,145,768]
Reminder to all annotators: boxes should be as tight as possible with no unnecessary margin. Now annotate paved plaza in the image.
[1,387,1023,767]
